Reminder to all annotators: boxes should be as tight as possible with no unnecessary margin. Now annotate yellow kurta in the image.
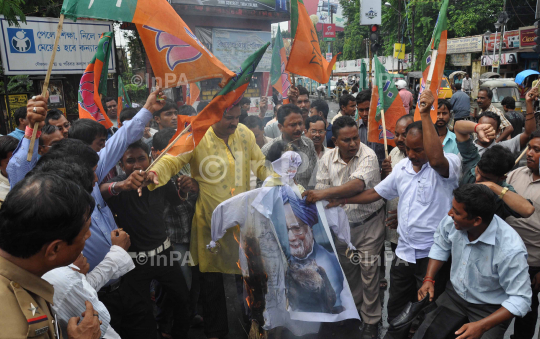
[149,124,269,274]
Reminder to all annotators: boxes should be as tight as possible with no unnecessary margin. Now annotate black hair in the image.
[197,101,209,113]
[277,104,302,125]
[396,114,414,126]
[342,90,349,95]
[39,125,60,147]
[0,135,18,161]
[69,119,107,145]
[310,99,329,120]
[266,140,299,163]
[477,145,515,178]
[38,138,99,170]
[332,116,358,137]
[153,100,178,118]
[355,89,371,105]
[351,85,359,93]
[339,94,356,110]
[454,83,462,90]
[437,99,452,111]
[0,173,95,258]
[243,115,263,130]
[240,97,251,106]
[453,184,496,225]
[478,87,493,100]
[179,105,196,116]
[529,130,540,142]
[122,140,150,163]
[30,159,95,193]
[501,96,516,110]
[119,107,140,123]
[103,97,116,104]
[13,107,27,127]
[297,85,309,98]
[479,111,501,130]
[45,109,65,125]
[153,128,176,152]
[406,121,423,136]
[305,115,325,130]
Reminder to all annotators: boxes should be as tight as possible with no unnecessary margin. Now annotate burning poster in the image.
[209,184,360,335]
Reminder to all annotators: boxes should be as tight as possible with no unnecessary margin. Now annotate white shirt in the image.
[474,134,521,157]
[374,154,461,263]
[462,77,472,91]
[42,246,135,338]
[0,171,10,206]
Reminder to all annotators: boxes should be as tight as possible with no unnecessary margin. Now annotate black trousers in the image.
[387,256,450,323]
[197,266,229,338]
[105,248,191,339]
[513,266,540,339]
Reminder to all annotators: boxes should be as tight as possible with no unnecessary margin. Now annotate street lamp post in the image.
[385,1,402,72]
[492,23,500,72]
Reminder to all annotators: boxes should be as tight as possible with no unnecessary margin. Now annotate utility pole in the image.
[497,0,508,75]
[411,5,415,69]
[326,2,332,98]
[397,0,402,73]
[369,43,372,88]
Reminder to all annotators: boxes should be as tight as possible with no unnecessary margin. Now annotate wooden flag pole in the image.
[145,122,193,173]
[27,14,65,161]
[514,147,528,166]
[420,49,438,108]
[380,109,389,158]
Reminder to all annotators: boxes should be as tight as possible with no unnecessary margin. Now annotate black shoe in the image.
[362,323,379,339]
[389,293,431,330]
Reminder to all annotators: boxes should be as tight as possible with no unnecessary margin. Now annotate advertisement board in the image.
[449,53,471,66]
[520,27,535,47]
[212,28,272,72]
[170,0,287,11]
[359,0,381,25]
[0,16,114,75]
[316,0,346,28]
[481,53,518,66]
[446,35,483,54]
[484,30,520,52]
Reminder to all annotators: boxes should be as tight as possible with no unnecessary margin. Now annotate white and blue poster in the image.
[0,16,115,75]
[212,28,272,73]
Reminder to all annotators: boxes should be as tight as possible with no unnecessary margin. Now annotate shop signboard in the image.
[212,28,272,72]
[0,16,114,75]
[484,30,520,52]
[450,53,471,66]
[446,35,482,54]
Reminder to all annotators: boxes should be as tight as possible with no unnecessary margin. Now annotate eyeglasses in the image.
[309,129,326,136]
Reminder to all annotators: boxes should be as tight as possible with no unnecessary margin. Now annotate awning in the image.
[515,70,540,85]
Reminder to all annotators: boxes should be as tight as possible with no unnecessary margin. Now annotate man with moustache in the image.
[330,90,462,323]
[305,115,327,159]
[309,99,334,148]
[435,99,459,155]
[303,116,384,339]
[145,99,270,339]
[477,87,513,142]
[262,104,318,189]
[505,130,540,339]
[331,94,356,124]
[296,85,311,124]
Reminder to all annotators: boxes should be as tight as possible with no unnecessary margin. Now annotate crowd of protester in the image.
[0,82,539,339]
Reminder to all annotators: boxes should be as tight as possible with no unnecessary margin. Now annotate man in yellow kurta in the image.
[147,103,269,338]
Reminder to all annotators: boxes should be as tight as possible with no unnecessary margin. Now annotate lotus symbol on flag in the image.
[378,125,395,141]
[143,25,203,71]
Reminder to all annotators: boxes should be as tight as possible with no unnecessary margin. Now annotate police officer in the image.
[0,172,101,339]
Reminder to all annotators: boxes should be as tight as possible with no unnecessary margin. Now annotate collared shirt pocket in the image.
[415,175,434,206]
[471,259,498,293]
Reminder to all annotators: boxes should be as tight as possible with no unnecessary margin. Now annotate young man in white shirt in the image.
[329,90,461,322]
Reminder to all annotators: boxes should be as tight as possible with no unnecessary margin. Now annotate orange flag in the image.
[285,0,338,84]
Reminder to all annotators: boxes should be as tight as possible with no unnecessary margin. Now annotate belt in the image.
[349,208,383,228]
[98,278,121,294]
[128,238,171,259]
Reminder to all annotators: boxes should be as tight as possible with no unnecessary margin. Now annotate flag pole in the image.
[420,49,438,108]
[514,147,528,166]
[27,14,65,161]
[380,109,389,158]
[145,122,193,173]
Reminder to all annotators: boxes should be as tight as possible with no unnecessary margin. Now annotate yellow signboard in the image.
[393,43,406,60]
[4,93,28,131]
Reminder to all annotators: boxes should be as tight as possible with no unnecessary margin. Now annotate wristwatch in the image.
[498,187,509,199]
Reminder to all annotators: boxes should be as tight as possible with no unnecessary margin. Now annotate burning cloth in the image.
[209,183,359,335]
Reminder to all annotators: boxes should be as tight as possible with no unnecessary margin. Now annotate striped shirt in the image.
[315,143,384,223]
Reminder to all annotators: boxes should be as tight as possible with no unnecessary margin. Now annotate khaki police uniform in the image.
[0,256,59,339]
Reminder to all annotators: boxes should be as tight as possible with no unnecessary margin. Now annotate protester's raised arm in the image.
[418,90,449,178]
[521,87,538,148]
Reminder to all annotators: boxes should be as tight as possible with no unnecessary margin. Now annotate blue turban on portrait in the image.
[280,185,318,227]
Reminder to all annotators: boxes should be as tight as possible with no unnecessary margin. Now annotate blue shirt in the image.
[325,122,334,148]
[7,108,152,277]
[429,215,532,317]
[449,90,471,119]
[442,129,459,155]
[8,128,24,141]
